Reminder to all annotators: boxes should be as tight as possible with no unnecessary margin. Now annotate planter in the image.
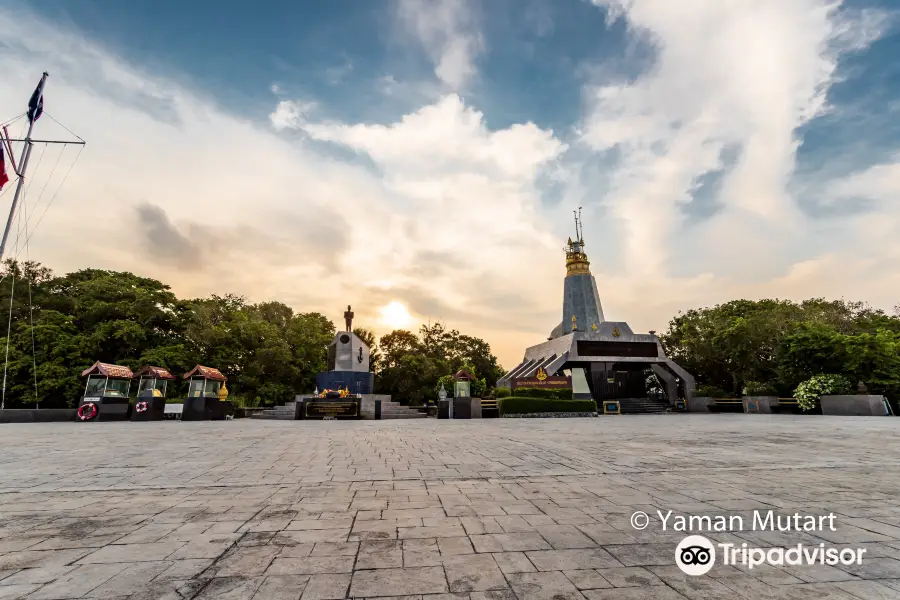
[820,395,890,416]
[743,396,777,414]
[687,396,714,412]
[0,409,77,423]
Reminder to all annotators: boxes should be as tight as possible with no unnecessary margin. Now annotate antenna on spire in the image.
[573,207,583,243]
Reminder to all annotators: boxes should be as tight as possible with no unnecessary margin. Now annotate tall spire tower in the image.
[550,208,605,338]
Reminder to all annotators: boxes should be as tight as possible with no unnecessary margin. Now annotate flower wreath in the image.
[135,401,149,413]
[77,402,98,421]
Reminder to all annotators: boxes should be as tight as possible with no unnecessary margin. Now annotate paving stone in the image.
[302,573,351,599]
[506,571,585,600]
[0,584,42,599]
[534,525,598,549]
[357,540,403,569]
[595,566,663,587]
[563,569,613,590]
[86,561,173,597]
[350,567,449,597]
[470,533,551,553]
[25,564,128,599]
[526,549,622,571]
[443,555,507,592]
[437,537,474,556]
[3,418,900,599]
[491,551,535,574]
[267,555,355,575]
[215,546,280,577]
[251,574,310,599]
[194,576,265,599]
[77,542,185,564]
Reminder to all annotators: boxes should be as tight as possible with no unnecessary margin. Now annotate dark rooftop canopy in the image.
[81,361,134,379]
[134,366,176,380]
[454,369,475,381]
[183,365,226,381]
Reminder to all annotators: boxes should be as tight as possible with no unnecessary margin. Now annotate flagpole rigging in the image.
[0,72,49,262]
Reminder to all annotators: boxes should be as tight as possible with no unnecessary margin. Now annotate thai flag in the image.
[27,78,44,123]
[0,146,8,191]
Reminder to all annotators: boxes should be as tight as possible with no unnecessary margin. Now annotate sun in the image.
[379,301,413,329]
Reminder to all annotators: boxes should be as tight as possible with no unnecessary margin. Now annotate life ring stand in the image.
[77,402,98,421]
[135,401,149,413]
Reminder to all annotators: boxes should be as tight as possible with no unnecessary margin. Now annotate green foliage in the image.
[376,322,503,405]
[495,387,511,398]
[794,374,852,411]
[499,397,596,415]
[742,381,778,396]
[694,385,732,398]
[662,298,900,399]
[510,387,573,400]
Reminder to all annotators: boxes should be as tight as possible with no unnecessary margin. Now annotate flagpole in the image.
[0,72,48,263]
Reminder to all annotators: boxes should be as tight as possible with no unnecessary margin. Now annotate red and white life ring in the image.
[135,401,149,413]
[77,402,98,421]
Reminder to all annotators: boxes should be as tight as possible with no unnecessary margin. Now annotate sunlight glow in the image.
[379,301,413,329]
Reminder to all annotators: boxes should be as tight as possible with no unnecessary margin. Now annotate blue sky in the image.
[1,0,899,367]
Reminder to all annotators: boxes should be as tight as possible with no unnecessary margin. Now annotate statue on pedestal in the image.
[344,305,354,332]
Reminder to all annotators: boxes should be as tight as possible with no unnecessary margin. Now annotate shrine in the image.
[497,211,695,413]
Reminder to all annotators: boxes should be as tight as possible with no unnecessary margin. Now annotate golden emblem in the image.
[591,323,598,332]
[571,315,577,331]
[536,367,548,381]
[612,327,621,337]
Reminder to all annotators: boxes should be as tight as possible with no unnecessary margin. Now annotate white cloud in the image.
[395,0,484,90]
[578,0,894,283]
[269,100,316,131]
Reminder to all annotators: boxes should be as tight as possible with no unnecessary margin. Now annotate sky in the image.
[0,0,898,370]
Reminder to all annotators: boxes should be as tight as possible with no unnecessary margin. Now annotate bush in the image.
[499,397,595,415]
[794,374,851,411]
[511,387,573,400]
[495,387,511,398]
[742,381,778,396]
[695,385,731,398]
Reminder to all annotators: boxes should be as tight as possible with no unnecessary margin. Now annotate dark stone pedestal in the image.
[300,398,362,420]
[374,400,382,420]
[438,400,450,419]
[131,397,166,421]
[182,397,229,421]
[78,396,130,421]
[452,397,472,419]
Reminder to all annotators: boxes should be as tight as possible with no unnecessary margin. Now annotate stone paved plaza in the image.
[1,416,899,599]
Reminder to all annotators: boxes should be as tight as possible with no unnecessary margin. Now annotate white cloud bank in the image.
[0,2,897,370]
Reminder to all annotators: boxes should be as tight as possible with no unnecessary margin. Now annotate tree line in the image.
[0,261,504,409]
[660,298,900,401]
[1,261,896,409]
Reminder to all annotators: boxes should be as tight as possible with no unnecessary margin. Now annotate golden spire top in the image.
[565,207,590,276]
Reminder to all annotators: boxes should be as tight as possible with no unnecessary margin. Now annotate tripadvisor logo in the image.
[676,535,716,576]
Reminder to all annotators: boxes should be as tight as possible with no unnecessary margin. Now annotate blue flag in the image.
[27,78,44,123]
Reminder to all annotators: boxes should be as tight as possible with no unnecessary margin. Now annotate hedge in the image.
[499,397,596,415]
[510,387,573,400]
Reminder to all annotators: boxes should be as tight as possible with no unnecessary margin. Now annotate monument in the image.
[315,305,374,395]
[497,210,695,413]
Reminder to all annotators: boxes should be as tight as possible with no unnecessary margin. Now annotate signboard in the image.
[511,366,571,391]
[304,400,360,419]
[510,376,571,390]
